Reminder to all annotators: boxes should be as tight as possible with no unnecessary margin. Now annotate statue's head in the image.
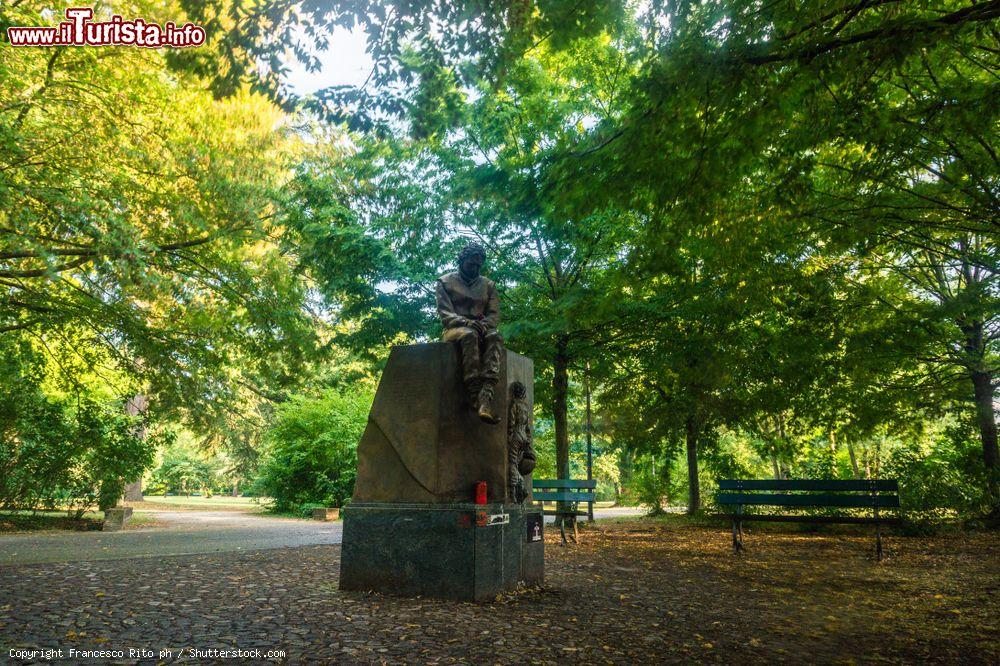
[457,242,486,280]
[510,381,526,400]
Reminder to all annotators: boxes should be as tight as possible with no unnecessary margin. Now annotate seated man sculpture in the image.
[436,242,503,424]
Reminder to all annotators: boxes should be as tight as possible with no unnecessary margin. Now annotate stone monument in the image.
[339,243,544,601]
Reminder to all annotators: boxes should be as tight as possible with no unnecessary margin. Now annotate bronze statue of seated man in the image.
[435,242,503,424]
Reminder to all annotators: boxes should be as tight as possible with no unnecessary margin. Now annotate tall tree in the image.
[289,36,639,479]
[552,0,999,514]
[1,5,326,457]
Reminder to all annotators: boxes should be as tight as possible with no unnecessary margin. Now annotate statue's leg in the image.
[475,330,503,424]
[444,327,481,402]
[481,330,503,387]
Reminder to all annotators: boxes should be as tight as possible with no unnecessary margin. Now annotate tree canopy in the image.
[1,1,995,520]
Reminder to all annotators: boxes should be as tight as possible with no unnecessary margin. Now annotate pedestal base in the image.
[339,503,544,601]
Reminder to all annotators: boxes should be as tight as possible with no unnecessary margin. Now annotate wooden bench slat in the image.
[717,492,900,508]
[532,479,597,489]
[720,514,902,525]
[718,479,898,492]
[533,491,596,502]
[541,509,589,517]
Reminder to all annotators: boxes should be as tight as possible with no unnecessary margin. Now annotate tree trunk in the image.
[685,414,700,515]
[553,335,570,480]
[659,455,672,507]
[232,481,239,497]
[971,369,998,512]
[775,413,790,479]
[847,440,861,479]
[770,449,781,480]
[122,394,148,502]
[123,480,143,502]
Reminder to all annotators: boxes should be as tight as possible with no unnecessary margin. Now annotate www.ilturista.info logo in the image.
[6,7,205,48]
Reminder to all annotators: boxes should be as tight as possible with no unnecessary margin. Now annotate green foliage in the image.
[530,418,558,480]
[590,451,622,503]
[631,455,673,516]
[2,2,995,525]
[148,439,223,497]
[165,0,624,129]
[0,335,157,514]
[71,399,160,512]
[255,387,374,512]
[1,6,329,466]
[884,420,989,521]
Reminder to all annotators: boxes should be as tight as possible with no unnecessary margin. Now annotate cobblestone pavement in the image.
[1,520,996,665]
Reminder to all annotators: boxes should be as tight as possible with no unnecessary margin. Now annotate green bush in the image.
[149,442,222,496]
[67,400,159,513]
[630,454,684,515]
[884,430,987,521]
[0,337,156,514]
[255,387,373,512]
[297,502,328,518]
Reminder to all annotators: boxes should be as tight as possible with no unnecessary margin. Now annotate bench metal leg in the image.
[732,518,744,553]
[876,522,884,562]
[571,516,579,543]
[558,516,568,545]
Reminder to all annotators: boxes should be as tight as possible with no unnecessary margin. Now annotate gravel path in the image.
[0,512,341,566]
[0,507,646,566]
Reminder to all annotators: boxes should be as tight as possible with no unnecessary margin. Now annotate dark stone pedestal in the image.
[339,503,544,601]
[352,343,533,505]
[340,342,543,601]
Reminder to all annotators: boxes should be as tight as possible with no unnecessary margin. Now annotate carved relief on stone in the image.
[507,381,536,504]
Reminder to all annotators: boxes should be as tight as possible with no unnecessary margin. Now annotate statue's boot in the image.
[477,384,500,424]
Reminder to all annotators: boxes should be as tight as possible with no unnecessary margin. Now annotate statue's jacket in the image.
[435,272,500,329]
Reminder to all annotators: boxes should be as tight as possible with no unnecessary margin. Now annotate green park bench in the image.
[716,479,901,561]
[532,478,597,544]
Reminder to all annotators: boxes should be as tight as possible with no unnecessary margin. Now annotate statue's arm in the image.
[435,279,466,329]
[483,282,500,329]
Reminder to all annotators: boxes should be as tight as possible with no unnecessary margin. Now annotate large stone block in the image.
[339,503,544,601]
[102,507,132,532]
[312,507,340,521]
[352,343,533,505]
